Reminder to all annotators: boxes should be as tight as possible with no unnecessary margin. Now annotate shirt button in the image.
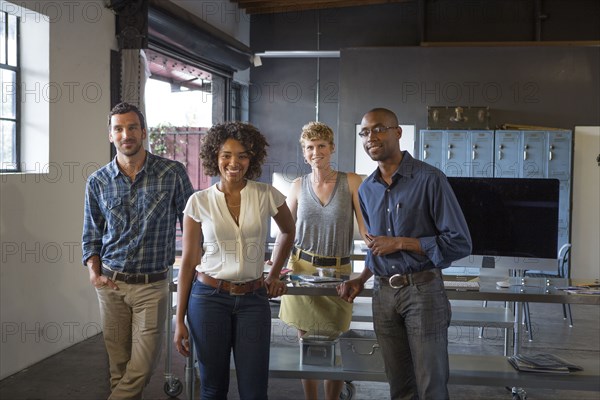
[387,208,390,212]
[387,228,391,232]
[392,265,396,269]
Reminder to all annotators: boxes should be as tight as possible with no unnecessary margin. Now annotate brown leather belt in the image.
[295,247,350,267]
[378,268,440,289]
[196,272,264,296]
[102,266,168,284]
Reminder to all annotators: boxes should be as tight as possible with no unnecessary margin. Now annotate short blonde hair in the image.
[299,121,334,146]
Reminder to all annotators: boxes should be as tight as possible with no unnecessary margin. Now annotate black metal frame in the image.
[0,11,20,173]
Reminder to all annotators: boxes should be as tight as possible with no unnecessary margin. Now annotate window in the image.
[230,82,242,122]
[0,10,19,172]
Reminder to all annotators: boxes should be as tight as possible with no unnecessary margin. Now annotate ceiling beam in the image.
[232,0,409,15]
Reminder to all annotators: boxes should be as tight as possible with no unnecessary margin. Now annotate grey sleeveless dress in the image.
[279,172,354,336]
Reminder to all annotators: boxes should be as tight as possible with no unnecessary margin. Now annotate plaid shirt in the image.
[82,152,194,274]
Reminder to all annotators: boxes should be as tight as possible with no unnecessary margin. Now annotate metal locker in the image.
[444,131,470,177]
[417,128,573,257]
[494,131,521,178]
[557,226,569,254]
[557,180,571,227]
[522,131,547,178]
[419,130,444,170]
[547,130,572,181]
[470,131,495,177]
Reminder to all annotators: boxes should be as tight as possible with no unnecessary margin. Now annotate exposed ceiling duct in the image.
[148,5,253,74]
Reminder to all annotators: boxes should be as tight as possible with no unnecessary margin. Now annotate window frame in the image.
[230,81,242,122]
[0,10,20,173]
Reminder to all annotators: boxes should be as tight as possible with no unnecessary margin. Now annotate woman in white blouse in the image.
[174,122,295,399]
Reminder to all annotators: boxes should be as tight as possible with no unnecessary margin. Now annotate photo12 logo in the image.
[1,321,102,344]
[2,1,105,24]
[2,81,103,104]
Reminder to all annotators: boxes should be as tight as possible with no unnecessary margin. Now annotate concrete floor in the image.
[1,301,599,400]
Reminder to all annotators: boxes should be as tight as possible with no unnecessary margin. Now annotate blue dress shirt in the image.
[359,151,472,277]
[82,152,195,274]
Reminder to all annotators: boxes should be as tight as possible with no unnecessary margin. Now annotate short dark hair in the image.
[108,102,146,130]
[200,122,269,180]
[365,107,399,126]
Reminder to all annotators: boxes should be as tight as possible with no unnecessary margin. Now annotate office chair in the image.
[523,244,573,341]
[479,244,572,343]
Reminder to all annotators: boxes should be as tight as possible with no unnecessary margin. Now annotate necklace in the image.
[226,200,241,225]
[229,209,240,225]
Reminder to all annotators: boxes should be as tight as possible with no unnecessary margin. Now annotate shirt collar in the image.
[371,150,415,184]
[108,150,152,178]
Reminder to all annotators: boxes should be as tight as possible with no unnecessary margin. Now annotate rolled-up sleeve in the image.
[419,176,472,266]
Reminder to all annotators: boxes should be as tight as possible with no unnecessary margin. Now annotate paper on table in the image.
[297,275,343,283]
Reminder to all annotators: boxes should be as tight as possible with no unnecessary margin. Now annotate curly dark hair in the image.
[108,102,146,130]
[200,122,269,180]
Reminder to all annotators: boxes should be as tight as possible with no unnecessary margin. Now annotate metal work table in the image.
[268,347,600,392]
[269,276,600,398]
[286,276,600,304]
[179,274,600,399]
[287,275,600,355]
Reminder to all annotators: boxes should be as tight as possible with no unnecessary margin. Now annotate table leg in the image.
[513,301,522,356]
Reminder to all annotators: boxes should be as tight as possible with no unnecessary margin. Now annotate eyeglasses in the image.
[358,126,397,138]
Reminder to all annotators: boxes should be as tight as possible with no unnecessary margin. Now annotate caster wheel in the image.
[339,381,356,400]
[164,378,183,397]
[508,386,527,400]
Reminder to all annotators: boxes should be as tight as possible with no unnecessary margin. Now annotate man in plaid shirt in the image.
[82,102,194,400]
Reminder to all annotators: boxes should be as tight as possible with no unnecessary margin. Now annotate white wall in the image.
[571,126,600,280]
[0,0,115,379]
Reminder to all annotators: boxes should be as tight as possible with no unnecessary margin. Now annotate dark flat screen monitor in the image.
[448,177,560,273]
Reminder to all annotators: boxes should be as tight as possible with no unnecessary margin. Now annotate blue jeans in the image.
[187,280,271,400]
[372,273,452,400]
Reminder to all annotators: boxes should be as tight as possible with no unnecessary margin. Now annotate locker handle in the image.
[524,151,527,161]
[447,150,451,160]
[498,150,503,160]
[423,150,428,160]
[549,151,553,161]
[472,150,476,160]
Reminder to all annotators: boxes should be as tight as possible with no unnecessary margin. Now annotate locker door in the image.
[494,131,521,178]
[547,130,573,250]
[557,180,571,230]
[547,130,572,181]
[419,130,444,170]
[444,131,470,177]
[470,131,495,177]
[557,227,569,253]
[522,131,547,178]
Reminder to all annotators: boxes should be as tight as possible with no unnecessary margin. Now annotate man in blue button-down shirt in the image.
[82,102,194,400]
[338,108,471,400]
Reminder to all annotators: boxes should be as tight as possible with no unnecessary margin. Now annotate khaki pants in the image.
[96,278,169,400]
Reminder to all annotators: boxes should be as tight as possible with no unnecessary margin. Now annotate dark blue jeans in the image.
[372,274,452,400]
[187,280,271,400]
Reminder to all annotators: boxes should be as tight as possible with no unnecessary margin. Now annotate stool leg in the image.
[479,300,488,338]
[564,304,574,327]
[523,302,533,342]
[503,327,510,356]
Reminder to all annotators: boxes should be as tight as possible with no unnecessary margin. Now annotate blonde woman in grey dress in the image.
[277,122,367,400]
